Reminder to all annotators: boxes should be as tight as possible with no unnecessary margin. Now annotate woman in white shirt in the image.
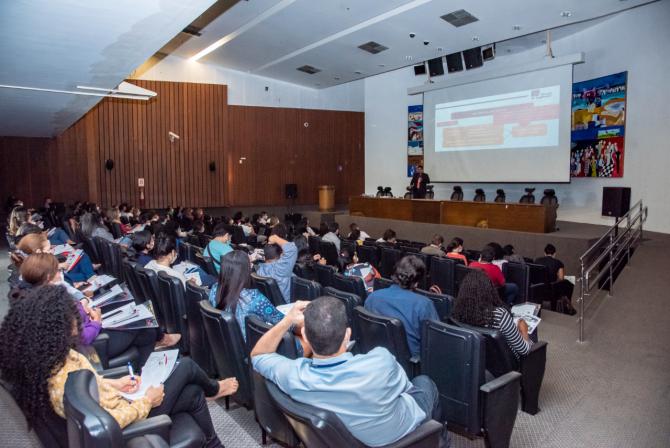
[144,235,189,286]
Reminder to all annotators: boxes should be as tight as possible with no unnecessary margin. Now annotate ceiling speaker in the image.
[209,161,216,172]
[105,159,114,171]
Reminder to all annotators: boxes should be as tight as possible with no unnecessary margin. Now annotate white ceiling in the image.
[175,0,656,88]
[0,0,218,137]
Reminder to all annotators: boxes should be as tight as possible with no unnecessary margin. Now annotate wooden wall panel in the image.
[1,80,363,210]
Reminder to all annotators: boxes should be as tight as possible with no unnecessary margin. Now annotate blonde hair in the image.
[8,207,28,236]
[17,233,48,255]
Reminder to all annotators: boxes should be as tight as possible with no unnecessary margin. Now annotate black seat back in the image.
[110,222,123,239]
[454,264,472,295]
[494,189,506,203]
[80,233,100,264]
[473,189,486,202]
[199,301,253,408]
[64,369,124,448]
[356,244,379,269]
[430,256,456,296]
[93,237,113,275]
[415,289,453,322]
[291,276,322,302]
[331,273,367,301]
[450,186,464,201]
[184,283,217,376]
[293,263,317,281]
[313,264,336,288]
[502,262,529,303]
[156,271,190,353]
[318,240,339,267]
[251,273,286,306]
[231,226,247,245]
[122,259,143,302]
[353,306,413,377]
[323,287,362,340]
[108,241,124,280]
[420,320,485,435]
[449,319,518,377]
[307,236,321,255]
[379,246,403,278]
[373,276,394,291]
[134,266,165,329]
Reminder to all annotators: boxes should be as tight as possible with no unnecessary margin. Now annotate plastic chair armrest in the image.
[122,415,172,442]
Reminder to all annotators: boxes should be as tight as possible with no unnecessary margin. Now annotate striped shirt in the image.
[492,307,532,358]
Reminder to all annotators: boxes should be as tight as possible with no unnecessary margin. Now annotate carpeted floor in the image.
[2,236,670,447]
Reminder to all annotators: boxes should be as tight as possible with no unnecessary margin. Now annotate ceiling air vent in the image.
[182,25,202,36]
[441,9,479,27]
[297,65,321,74]
[358,41,389,54]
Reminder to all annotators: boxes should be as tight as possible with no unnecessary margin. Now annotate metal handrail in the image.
[578,200,648,342]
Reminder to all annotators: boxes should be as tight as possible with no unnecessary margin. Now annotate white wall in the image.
[136,55,364,111]
[364,1,670,234]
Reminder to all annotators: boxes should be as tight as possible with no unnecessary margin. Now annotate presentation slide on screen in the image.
[434,86,560,152]
[423,64,573,183]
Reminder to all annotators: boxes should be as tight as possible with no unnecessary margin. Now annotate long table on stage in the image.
[349,196,555,233]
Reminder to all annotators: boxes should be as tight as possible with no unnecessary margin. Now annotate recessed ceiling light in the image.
[560,11,572,17]
[513,25,521,30]
[472,36,479,41]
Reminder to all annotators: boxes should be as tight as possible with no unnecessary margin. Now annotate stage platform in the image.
[331,212,609,274]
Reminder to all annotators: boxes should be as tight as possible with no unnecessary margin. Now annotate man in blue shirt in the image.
[256,234,297,304]
[204,223,233,273]
[251,297,448,447]
[364,255,439,357]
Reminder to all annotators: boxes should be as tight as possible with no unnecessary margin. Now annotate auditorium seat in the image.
[379,246,403,278]
[357,244,379,268]
[231,225,247,245]
[292,263,317,281]
[313,263,337,288]
[540,189,558,207]
[473,188,486,202]
[353,306,417,378]
[341,239,356,258]
[421,320,521,447]
[331,272,367,301]
[184,282,218,377]
[450,319,547,415]
[64,369,204,448]
[494,189,506,203]
[502,262,530,303]
[79,232,101,264]
[520,188,536,204]
[454,263,472,294]
[265,379,443,448]
[323,287,362,341]
[373,276,394,291]
[134,266,165,329]
[415,288,453,322]
[110,222,123,239]
[156,272,190,354]
[450,186,464,201]
[319,240,339,267]
[430,256,456,296]
[91,332,140,370]
[291,276,322,302]
[308,236,321,255]
[244,316,301,447]
[250,273,286,306]
[122,259,144,301]
[199,301,253,409]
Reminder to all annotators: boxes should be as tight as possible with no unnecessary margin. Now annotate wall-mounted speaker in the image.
[413,63,426,76]
[285,183,298,199]
[427,57,444,77]
[602,187,631,218]
[463,47,483,70]
[209,161,216,172]
[105,159,114,171]
[445,52,463,73]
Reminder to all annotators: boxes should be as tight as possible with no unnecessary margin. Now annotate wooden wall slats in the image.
[0,80,364,209]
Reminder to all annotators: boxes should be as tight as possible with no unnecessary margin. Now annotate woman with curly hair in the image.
[0,285,238,447]
[451,269,532,358]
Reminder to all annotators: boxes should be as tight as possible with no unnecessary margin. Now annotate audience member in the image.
[204,223,233,273]
[0,285,237,447]
[421,234,446,256]
[129,230,154,266]
[145,235,190,286]
[81,212,114,241]
[487,242,507,270]
[376,228,397,244]
[503,244,526,264]
[347,222,370,240]
[452,270,531,358]
[321,221,341,252]
[256,234,298,304]
[535,244,576,314]
[340,247,380,293]
[364,256,438,357]
[445,237,468,265]
[209,250,285,341]
[251,297,448,447]
[470,246,518,305]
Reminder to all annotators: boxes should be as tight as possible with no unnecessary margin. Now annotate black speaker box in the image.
[445,52,463,73]
[463,47,483,70]
[427,57,444,77]
[413,63,426,76]
[602,187,631,218]
[285,183,298,199]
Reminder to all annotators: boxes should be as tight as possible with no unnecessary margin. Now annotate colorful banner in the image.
[408,105,423,177]
[571,72,627,177]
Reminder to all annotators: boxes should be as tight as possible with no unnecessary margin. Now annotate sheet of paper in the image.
[514,314,541,334]
[276,303,294,315]
[52,244,74,256]
[102,303,154,328]
[90,284,124,307]
[83,275,116,294]
[512,302,540,317]
[120,349,179,401]
[565,275,576,285]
